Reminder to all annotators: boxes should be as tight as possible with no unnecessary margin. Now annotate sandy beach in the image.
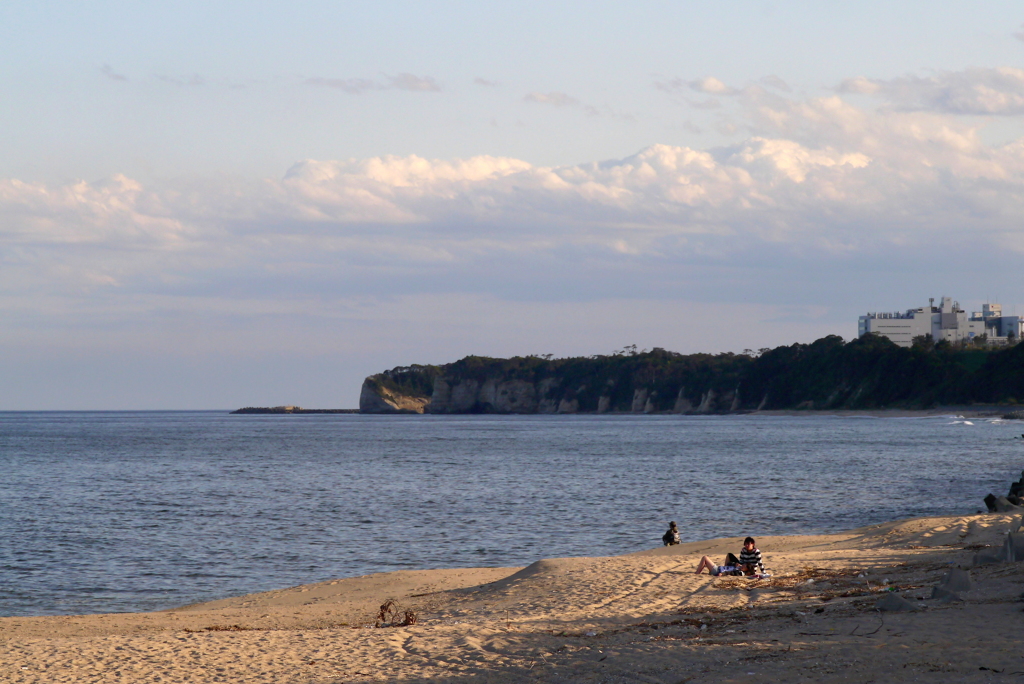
[3,513,1024,683]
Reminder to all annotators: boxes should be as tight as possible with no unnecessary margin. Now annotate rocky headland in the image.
[360,334,1024,414]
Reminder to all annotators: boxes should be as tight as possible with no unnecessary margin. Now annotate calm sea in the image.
[1,411,1021,617]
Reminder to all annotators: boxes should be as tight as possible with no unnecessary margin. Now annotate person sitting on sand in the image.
[737,536,765,574]
[695,537,765,576]
[662,521,680,546]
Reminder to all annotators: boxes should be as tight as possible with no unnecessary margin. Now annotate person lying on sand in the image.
[695,537,766,576]
[694,552,744,576]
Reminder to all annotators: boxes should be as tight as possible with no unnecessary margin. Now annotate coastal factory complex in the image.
[858,297,1023,347]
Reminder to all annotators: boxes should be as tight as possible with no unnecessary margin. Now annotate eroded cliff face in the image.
[429,377,555,414]
[359,379,431,414]
[362,372,742,415]
[673,387,693,413]
[360,349,754,415]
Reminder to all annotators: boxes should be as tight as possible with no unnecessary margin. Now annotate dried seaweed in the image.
[183,624,265,633]
[375,598,417,627]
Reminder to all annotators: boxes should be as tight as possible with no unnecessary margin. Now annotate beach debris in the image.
[875,593,918,612]
[183,624,263,633]
[851,612,886,636]
[374,599,417,628]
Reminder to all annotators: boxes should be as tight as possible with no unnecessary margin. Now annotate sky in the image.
[5,1,1024,409]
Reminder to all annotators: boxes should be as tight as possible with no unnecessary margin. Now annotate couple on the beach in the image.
[694,537,765,577]
[663,522,766,576]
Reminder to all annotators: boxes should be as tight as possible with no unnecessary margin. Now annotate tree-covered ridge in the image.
[741,334,983,409]
[367,335,1024,412]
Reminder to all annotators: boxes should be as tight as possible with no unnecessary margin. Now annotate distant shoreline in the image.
[231,406,1022,418]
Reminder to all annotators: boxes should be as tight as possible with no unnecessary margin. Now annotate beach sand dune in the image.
[3,513,1023,683]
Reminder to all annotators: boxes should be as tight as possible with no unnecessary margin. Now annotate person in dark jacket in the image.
[662,521,680,546]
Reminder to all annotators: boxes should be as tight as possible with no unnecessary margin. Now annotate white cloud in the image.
[100,64,127,82]
[837,67,1024,115]
[307,76,379,93]
[759,75,790,92]
[1,127,1017,267]
[655,76,739,97]
[155,73,205,87]
[7,80,1024,320]
[688,98,722,110]
[306,73,441,93]
[13,77,1024,408]
[523,91,602,116]
[524,91,580,107]
[836,76,879,95]
[653,77,684,93]
[0,174,190,245]
[689,76,736,95]
[386,73,441,92]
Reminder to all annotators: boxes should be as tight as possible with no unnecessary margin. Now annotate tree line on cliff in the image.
[364,334,1024,412]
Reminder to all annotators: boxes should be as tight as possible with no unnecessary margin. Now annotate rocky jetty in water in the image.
[231,406,359,414]
[984,470,1024,513]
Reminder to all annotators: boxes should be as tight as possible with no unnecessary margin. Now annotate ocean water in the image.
[1,411,1021,617]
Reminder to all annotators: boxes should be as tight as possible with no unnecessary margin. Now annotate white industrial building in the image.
[858,297,1023,347]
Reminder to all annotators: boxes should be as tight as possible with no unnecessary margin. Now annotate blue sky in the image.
[4,1,1024,408]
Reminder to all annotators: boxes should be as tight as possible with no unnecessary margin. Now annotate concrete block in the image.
[876,593,918,612]
[939,567,973,593]
[993,497,1024,514]
[1004,533,1024,561]
[930,586,963,603]
[973,549,1004,566]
